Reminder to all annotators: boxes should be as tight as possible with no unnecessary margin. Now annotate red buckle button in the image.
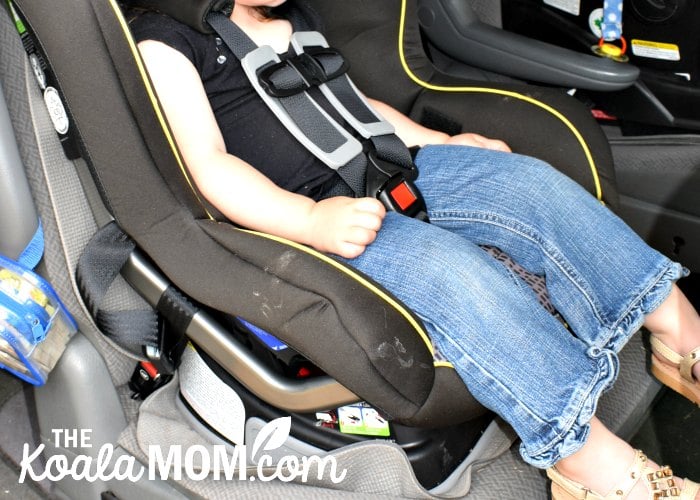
[390,182,417,211]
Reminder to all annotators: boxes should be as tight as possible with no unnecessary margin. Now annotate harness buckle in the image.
[258,48,348,98]
[366,150,429,222]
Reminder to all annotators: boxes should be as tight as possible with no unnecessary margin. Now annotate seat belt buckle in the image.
[128,360,170,400]
[377,176,428,220]
[366,151,429,222]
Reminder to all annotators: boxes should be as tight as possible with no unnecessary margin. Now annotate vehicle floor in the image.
[1,276,699,498]
[0,374,42,499]
[629,274,700,480]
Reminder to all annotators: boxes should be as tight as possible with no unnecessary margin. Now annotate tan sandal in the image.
[650,335,700,406]
[547,450,700,499]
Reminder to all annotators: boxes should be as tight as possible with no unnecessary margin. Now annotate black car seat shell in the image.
[9,0,618,431]
[11,0,485,429]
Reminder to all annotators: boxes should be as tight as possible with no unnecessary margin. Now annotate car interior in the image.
[0,0,698,499]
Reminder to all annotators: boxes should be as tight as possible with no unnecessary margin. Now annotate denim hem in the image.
[519,347,618,469]
[520,261,688,469]
[600,261,689,353]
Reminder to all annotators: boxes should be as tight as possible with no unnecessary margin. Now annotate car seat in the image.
[498,0,700,131]
[0,0,664,498]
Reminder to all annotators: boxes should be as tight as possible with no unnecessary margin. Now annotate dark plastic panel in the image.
[417,0,639,91]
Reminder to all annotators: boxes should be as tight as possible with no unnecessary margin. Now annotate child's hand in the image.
[445,133,511,152]
[308,197,386,258]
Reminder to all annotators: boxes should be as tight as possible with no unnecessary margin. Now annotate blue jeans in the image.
[341,145,687,468]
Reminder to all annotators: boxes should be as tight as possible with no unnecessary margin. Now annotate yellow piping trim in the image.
[397,0,603,202]
[434,361,454,368]
[107,0,214,220]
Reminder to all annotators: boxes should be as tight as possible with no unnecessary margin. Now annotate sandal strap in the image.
[547,451,650,499]
[650,336,684,364]
[547,451,698,499]
[680,478,700,500]
[650,336,700,383]
[547,466,591,499]
[611,450,651,498]
[680,347,700,383]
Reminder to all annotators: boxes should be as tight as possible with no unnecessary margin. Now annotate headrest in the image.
[123,0,230,33]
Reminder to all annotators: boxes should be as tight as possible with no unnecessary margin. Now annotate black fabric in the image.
[129,11,337,199]
[409,91,619,207]
[156,286,197,336]
[370,134,414,171]
[196,219,441,417]
[203,9,256,58]
[76,222,159,354]
[305,0,428,114]
[121,0,230,34]
[335,154,366,197]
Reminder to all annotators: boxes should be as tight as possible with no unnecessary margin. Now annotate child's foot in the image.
[650,334,700,405]
[548,449,700,499]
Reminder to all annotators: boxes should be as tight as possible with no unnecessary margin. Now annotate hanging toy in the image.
[591,0,629,62]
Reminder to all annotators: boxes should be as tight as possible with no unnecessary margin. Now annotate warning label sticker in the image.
[544,0,580,16]
[631,40,681,61]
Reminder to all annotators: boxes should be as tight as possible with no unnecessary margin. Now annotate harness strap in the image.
[288,31,415,170]
[208,11,367,195]
[206,10,424,218]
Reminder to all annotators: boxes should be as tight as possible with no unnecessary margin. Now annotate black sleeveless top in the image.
[130,10,340,199]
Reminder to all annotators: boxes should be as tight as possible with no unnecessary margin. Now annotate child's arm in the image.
[138,40,384,258]
[366,99,511,152]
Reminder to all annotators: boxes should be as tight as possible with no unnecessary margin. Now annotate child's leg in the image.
[342,212,618,469]
[414,144,688,354]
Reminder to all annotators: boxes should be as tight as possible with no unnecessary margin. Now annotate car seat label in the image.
[631,40,681,61]
[43,87,69,135]
[544,0,580,16]
[337,403,390,437]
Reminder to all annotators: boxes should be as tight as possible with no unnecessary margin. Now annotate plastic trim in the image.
[418,0,639,91]
[121,251,360,412]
